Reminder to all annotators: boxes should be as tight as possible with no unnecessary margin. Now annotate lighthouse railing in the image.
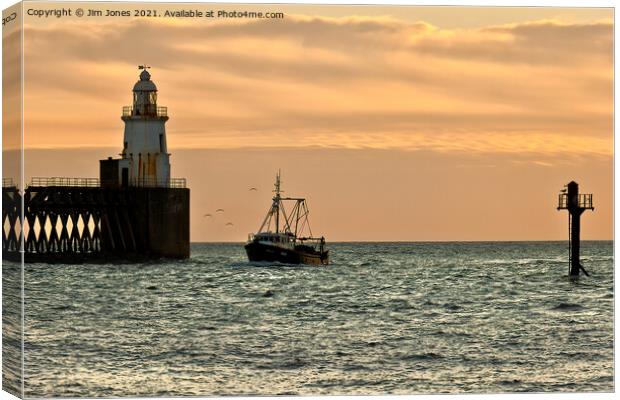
[579,194,593,209]
[557,193,568,209]
[122,105,168,117]
[557,193,593,210]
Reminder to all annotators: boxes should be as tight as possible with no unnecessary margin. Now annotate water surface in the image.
[21,241,613,396]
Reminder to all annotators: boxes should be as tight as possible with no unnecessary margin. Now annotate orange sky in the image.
[5,4,614,241]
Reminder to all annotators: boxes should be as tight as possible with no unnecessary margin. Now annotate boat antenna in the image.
[274,169,282,197]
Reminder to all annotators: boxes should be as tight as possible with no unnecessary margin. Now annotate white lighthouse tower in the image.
[119,65,170,187]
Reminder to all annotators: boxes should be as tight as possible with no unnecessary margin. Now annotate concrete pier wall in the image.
[127,188,190,258]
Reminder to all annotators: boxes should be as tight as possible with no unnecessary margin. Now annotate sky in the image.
[5,3,613,241]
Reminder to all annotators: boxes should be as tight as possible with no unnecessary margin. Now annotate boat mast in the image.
[255,170,315,239]
[274,170,281,234]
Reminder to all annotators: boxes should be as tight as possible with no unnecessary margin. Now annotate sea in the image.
[5,241,615,396]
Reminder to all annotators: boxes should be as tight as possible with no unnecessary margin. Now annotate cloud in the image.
[412,19,612,66]
[22,14,612,155]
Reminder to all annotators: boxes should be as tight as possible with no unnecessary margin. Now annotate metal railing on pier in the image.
[128,177,186,188]
[30,177,100,187]
[2,178,16,188]
[30,177,187,189]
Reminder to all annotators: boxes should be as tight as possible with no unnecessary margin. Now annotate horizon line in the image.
[191,239,614,244]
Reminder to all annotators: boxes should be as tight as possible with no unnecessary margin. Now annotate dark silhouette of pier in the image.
[2,177,189,263]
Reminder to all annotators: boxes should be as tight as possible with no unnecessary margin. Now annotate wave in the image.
[401,352,444,361]
[551,303,584,311]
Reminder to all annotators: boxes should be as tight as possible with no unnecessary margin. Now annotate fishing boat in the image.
[245,171,329,265]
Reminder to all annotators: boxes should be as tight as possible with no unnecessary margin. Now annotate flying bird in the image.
[225,222,234,226]
[216,209,224,212]
[203,214,212,218]
[249,187,258,191]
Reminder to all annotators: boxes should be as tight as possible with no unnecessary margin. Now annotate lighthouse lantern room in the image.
[101,66,171,188]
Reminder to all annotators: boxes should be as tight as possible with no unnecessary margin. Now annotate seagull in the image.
[203,213,212,217]
[249,187,258,191]
[225,222,234,226]
[216,209,224,212]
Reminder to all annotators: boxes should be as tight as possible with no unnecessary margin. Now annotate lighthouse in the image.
[122,66,170,187]
[101,66,172,188]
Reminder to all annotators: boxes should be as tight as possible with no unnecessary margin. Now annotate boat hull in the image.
[245,241,329,265]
